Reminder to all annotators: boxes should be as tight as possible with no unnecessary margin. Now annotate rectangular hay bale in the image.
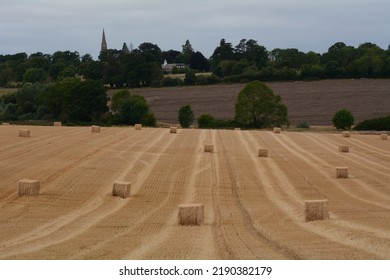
[273,127,281,134]
[178,203,204,226]
[53,122,62,127]
[234,128,241,131]
[338,145,349,153]
[135,124,142,130]
[19,129,30,137]
[342,131,350,138]
[112,181,131,198]
[91,125,101,133]
[380,134,388,140]
[170,126,177,133]
[204,144,213,153]
[18,179,40,195]
[258,148,269,157]
[336,167,348,178]
[2,122,10,126]
[304,200,329,222]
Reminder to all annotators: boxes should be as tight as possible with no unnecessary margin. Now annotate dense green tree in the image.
[51,51,80,67]
[210,39,235,71]
[121,43,130,54]
[138,42,162,63]
[269,48,305,69]
[162,49,181,63]
[111,89,154,125]
[178,105,194,128]
[354,115,390,131]
[184,71,196,85]
[198,114,215,128]
[28,52,50,70]
[321,42,356,75]
[61,78,108,122]
[180,39,194,64]
[300,64,324,79]
[235,39,268,69]
[14,83,41,116]
[235,81,288,128]
[332,109,354,130]
[119,95,149,124]
[189,51,210,72]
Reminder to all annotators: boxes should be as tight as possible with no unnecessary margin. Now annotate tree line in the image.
[1,40,390,88]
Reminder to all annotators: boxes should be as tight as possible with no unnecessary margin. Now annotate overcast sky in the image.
[1,0,389,59]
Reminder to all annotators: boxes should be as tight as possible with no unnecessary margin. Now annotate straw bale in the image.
[273,127,281,134]
[135,124,142,130]
[304,200,329,222]
[235,128,241,131]
[338,145,349,153]
[204,144,213,153]
[258,148,269,157]
[112,181,131,198]
[91,125,101,133]
[2,122,10,126]
[342,131,350,138]
[53,122,62,127]
[170,126,177,134]
[178,203,204,226]
[19,129,30,137]
[18,179,40,196]
[380,134,388,140]
[336,167,348,178]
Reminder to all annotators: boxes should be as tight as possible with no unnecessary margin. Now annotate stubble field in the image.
[0,125,389,259]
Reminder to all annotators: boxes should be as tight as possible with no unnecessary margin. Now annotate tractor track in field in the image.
[0,126,389,259]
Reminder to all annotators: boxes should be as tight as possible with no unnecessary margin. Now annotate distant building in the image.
[101,29,107,52]
[162,60,186,72]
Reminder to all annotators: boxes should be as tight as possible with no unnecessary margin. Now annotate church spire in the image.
[101,29,107,52]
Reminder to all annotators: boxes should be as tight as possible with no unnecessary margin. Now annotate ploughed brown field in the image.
[0,125,389,259]
[128,79,390,125]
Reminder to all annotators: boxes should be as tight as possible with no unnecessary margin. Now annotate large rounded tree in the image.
[332,108,354,130]
[235,80,288,128]
[111,89,155,125]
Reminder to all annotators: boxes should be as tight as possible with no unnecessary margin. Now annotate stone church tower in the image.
[101,29,107,52]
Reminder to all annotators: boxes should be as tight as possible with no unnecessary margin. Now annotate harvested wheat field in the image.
[0,125,389,260]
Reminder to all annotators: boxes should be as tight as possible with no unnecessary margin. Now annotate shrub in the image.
[332,108,354,130]
[207,74,222,85]
[184,71,196,85]
[296,121,310,129]
[161,77,183,87]
[178,105,194,128]
[198,114,215,128]
[353,115,390,131]
[142,112,157,127]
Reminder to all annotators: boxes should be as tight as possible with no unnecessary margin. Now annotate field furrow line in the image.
[334,134,390,157]
[123,130,219,259]
[0,127,136,209]
[305,133,390,176]
[300,133,390,198]
[213,130,297,259]
[268,132,390,210]
[66,129,202,259]
[239,131,386,259]
[0,128,166,258]
[264,132,390,258]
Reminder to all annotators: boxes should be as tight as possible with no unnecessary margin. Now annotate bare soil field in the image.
[127,79,390,125]
[0,125,389,260]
